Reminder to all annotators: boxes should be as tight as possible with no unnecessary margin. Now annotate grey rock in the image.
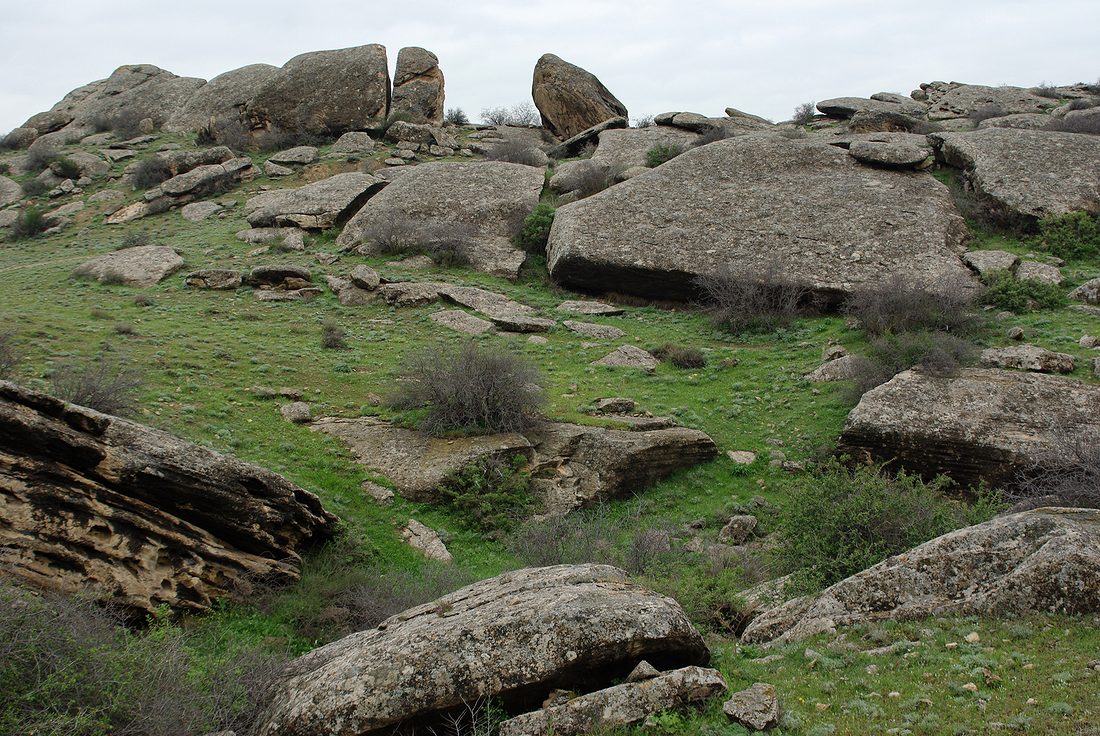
[180,201,222,222]
[249,264,312,288]
[156,157,257,199]
[977,113,1052,130]
[545,116,629,159]
[331,132,376,154]
[255,565,709,736]
[2,127,38,149]
[349,264,380,290]
[244,172,384,229]
[627,660,661,682]
[1015,261,1063,286]
[263,160,294,177]
[805,354,860,382]
[719,515,758,545]
[164,64,280,133]
[921,82,1057,120]
[0,210,18,229]
[564,320,625,340]
[817,96,925,119]
[391,47,445,126]
[430,310,495,334]
[532,53,628,140]
[88,189,125,204]
[848,139,933,169]
[1008,326,1026,341]
[384,120,435,145]
[254,287,322,302]
[723,683,781,731]
[72,245,184,287]
[741,508,1100,645]
[837,368,1100,489]
[487,313,556,333]
[401,519,452,563]
[236,226,307,246]
[556,300,624,316]
[548,136,975,302]
[727,450,757,465]
[962,249,1020,276]
[267,146,318,165]
[1069,277,1100,304]
[592,346,659,371]
[280,402,312,424]
[592,397,636,414]
[185,269,242,290]
[0,176,21,207]
[980,345,1075,374]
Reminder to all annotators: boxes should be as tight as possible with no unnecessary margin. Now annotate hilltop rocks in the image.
[980,345,1076,374]
[837,368,1100,489]
[741,508,1100,645]
[817,96,925,119]
[920,82,1056,120]
[255,565,710,736]
[337,162,544,279]
[391,47,445,126]
[932,129,1100,222]
[244,172,385,229]
[532,54,628,140]
[0,381,337,615]
[164,64,280,133]
[547,135,974,302]
[72,245,184,287]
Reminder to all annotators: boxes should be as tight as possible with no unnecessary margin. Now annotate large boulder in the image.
[932,128,1100,223]
[816,96,925,119]
[244,172,385,229]
[741,508,1100,645]
[0,175,20,208]
[254,564,710,736]
[164,64,281,133]
[919,81,1057,121]
[246,44,391,136]
[547,135,975,302]
[837,368,1100,490]
[71,245,184,287]
[532,54,628,140]
[391,47,445,126]
[0,382,337,615]
[336,161,544,279]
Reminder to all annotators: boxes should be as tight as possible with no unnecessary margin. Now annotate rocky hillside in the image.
[1,45,1099,735]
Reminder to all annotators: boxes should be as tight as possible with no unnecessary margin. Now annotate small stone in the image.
[1026,698,1037,706]
[401,519,452,563]
[1007,326,1025,341]
[280,402,312,424]
[626,660,661,682]
[723,683,781,731]
[727,450,757,465]
[593,397,636,414]
[946,642,959,650]
[719,515,758,545]
[822,344,849,361]
[965,632,980,643]
[564,320,625,340]
[962,682,979,692]
[350,264,381,291]
[888,691,900,698]
[591,345,659,372]
[1080,335,1100,348]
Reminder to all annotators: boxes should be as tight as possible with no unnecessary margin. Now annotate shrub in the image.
[19,178,48,198]
[195,114,253,151]
[480,103,540,127]
[969,104,1007,123]
[692,127,733,147]
[379,110,415,135]
[979,270,1066,312]
[569,164,620,198]
[444,107,469,125]
[506,505,625,568]
[9,207,49,239]
[0,331,20,378]
[485,139,546,167]
[1011,433,1100,510]
[392,341,545,435]
[24,145,59,172]
[366,217,475,267]
[1033,210,1100,260]
[695,261,809,334]
[0,162,9,175]
[121,230,152,249]
[514,203,555,255]
[1046,112,1100,135]
[130,157,173,189]
[114,323,136,336]
[52,156,81,180]
[49,356,144,416]
[438,454,535,535]
[653,343,706,368]
[1032,82,1060,99]
[1067,97,1098,111]
[645,143,684,167]
[321,318,347,349]
[633,114,655,128]
[847,331,977,399]
[773,458,1000,593]
[792,101,817,125]
[843,274,982,336]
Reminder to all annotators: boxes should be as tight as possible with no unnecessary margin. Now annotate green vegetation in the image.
[10,206,48,239]
[514,202,555,255]
[439,454,535,536]
[1034,211,1100,261]
[980,270,1067,312]
[645,143,684,167]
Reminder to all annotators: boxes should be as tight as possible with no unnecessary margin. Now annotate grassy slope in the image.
[1,131,1098,734]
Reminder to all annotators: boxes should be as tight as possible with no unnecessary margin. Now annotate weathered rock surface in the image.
[0,176,21,207]
[72,245,184,287]
[401,519,452,563]
[980,345,1076,374]
[532,54,628,140]
[267,146,318,165]
[920,82,1057,120]
[1070,277,1100,304]
[741,508,1100,645]
[391,47,445,126]
[592,346,659,371]
[248,264,312,288]
[244,172,384,229]
[817,96,925,119]
[723,683,781,731]
[108,158,259,224]
[837,368,1100,489]
[185,269,242,290]
[498,666,727,736]
[556,300,624,316]
[255,565,710,736]
[280,402,312,424]
[545,116,629,159]
[719,515,759,545]
[331,131,376,154]
[0,381,336,615]
[962,249,1019,275]
[430,310,495,334]
[180,201,222,222]
[337,162,543,279]
[564,320,625,340]
[164,64,280,133]
[1015,261,1062,286]
[847,138,933,169]
[805,354,860,382]
[547,136,975,302]
[932,129,1100,222]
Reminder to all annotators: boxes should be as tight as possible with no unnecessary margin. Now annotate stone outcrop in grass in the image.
[72,245,184,287]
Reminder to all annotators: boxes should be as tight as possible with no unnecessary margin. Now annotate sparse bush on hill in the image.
[846,331,977,400]
[90,108,151,140]
[444,107,469,125]
[321,318,347,349]
[695,261,809,334]
[391,341,545,435]
[1033,211,1100,261]
[693,127,733,148]
[196,114,253,152]
[969,103,1007,123]
[1046,112,1100,135]
[843,274,982,336]
[19,178,48,198]
[120,230,153,249]
[1011,433,1100,510]
[514,203,555,255]
[480,103,540,127]
[653,343,707,368]
[0,131,17,150]
[438,454,535,536]
[10,207,49,239]
[0,331,21,379]
[366,217,475,267]
[1032,82,1060,99]
[792,101,817,125]
[49,356,144,416]
[0,162,9,175]
[130,157,173,189]
[633,114,654,128]
[978,270,1066,312]
[645,143,684,167]
[52,156,81,180]
[485,139,545,167]
[24,146,59,172]
[572,164,620,198]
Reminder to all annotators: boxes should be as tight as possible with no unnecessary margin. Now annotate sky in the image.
[1,0,1098,134]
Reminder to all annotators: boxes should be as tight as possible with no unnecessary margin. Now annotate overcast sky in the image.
[2,0,1097,134]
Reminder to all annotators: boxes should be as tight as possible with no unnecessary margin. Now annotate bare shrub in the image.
[846,331,977,400]
[392,341,545,435]
[130,157,173,189]
[1032,82,1060,99]
[120,230,152,249]
[792,101,817,125]
[24,145,59,172]
[633,114,655,128]
[480,103,540,127]
[695,261,809,334]
[843,274,982,336]
[195,114,253,152]
[0,331,20,378]
[485,139,546,167]
[19,178,48,198]
[321,318,347,349]
[653,343,706,368]
[571,164,616,197]
[49,356,144,416]
[1010,433,1100,510]
[444,107,469,126]
[91,108,150,140]
[506,505,624,568]
[969,104,1007,123]
[692,127,733,147]
[1046,112,1100,135]
[1066,97,1098,111]
[365,217,476,267]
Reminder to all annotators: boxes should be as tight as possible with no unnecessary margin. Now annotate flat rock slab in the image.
[980,345,1075,373]
[962,249,1019,275]
[401,519,452,563]
[72,245,184,287]
[564,320,626,339]
[592,345,659,371]
[922,82,1056,121]
[267,146,318,165]
[180,201,222,222]
[336,161,544,280]
[741,508,1100,645]
[430,309,495,334]
[548,135,975,302]
[244,172,384,229]
[848,139,932,169]
[499,666,727,736]
[255,565,710,736]
[838,367,1100,489]
[817,96,925,118]
[1015,261,1062,285]
[556,300,624,316]
[933,128,1100,222]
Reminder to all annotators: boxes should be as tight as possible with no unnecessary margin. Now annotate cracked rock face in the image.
[254,565,710,736]
[391,47,445,126]
[0,382,337,615]
[244,172,386,230]
[547,135,976,303]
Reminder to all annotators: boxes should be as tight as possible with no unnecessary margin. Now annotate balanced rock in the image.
[391,47,445,126]
[254,565,710,736]
[0,381,336,615]
[741,508,1100,645]
[532,54,628,140]
[72,245,183,287]
[244,172,384,229]
[816,96,925,119]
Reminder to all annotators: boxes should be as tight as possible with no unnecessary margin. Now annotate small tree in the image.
[792,101,817,125]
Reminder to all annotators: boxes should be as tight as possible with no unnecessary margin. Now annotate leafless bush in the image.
[695,261,809,334]
[571,163,617,197]
[1009,433,1100,510]
[24,145,59,172]
[506,506,624,567]
[321,318,347,349]
[392,341,545,435]
[846,331,977,400]
[843,274,983,336]
[334,565,477,633]
[1066,97,1098,111]
[653,343,706,368]
[195,113,253,152]
[120,230,153,249]
[792,101,817,125]
[0,331,20,378]
[130,157,173,189]
[365,217,476,267]
[693,127,733,147]
[969,104,1007,123]
[1045,112,1100,135]
[444,107,470,126]
[49,356,144,416]
[633,114,655,128]
[485,139,546,167]
[480,102,540,127]
[1032,82,1060,99]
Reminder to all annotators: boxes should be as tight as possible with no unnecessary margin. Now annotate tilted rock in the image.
[977,112,1052,130]
[153,146,236,177]
[498,666,727,736]
[920,81,1057,120]
[2,126,39,149]
[401,519,452,563]
[180,201,222,222]
[244,172,385,229]
[532,53,628,140]
[254,565,710,736]
[164,64,280,133]
[349,264,380,290]
[72,245,184,287]
[545,116,629,159]
[741,508,1100,645]
[337,162,544,279]
[547,135,975,302]
[932,129,1100,222]
[724,683,781,731]
[980,345,1075,374]
[564,320,625,340]
[109,158,260,222]
[837,368,1100,489]
[430,310,495,334]
[0,381,337,615]
[391,47,445,126]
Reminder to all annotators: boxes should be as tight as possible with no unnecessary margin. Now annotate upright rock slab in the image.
[255,565,710,736]
[244,172,385,229]
[0,382,337,615]
[532,54,628,140]
[391,47,445,126]
[547,135,974,302]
